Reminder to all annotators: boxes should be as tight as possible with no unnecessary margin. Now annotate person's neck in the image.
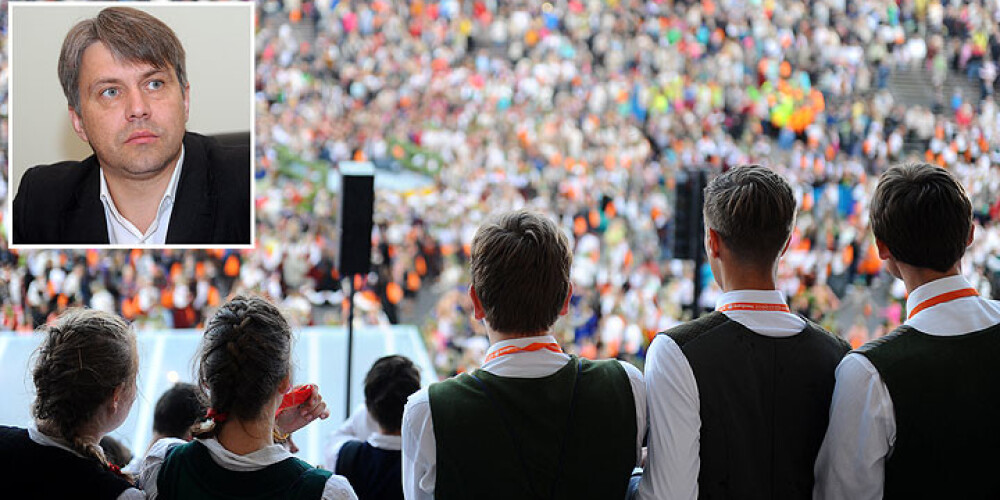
[487,330,549,345]
[102,159,179,234]
[215,416,275,456]
[717,261,778,293]
[897,262,962,295]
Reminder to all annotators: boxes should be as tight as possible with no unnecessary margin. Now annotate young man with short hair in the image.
[402,210,646,500]
[640,165,850,499]
[814,163,1000,499]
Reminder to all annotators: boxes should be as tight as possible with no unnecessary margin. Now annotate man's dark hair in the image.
[153,383,205,439]
[870,163,972,272]
[702,165,796,267]
[470,210,572,335]
[364,355,420,434]
[59,7,187,114]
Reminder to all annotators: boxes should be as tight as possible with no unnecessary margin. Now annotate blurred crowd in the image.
[1,0,999,378]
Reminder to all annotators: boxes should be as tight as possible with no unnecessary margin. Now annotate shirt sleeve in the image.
[322,474,360,500]
[117,488,146,500]
[617,360,647,465]
[137,437,187,499]
[637,335,700,500]
[813,353,895,500]
[401,389,436,500]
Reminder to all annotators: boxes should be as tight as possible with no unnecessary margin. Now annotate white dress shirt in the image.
[814,275,1000,500]
[140,437,357,500]
[100,146,184,245]
[27,427,145,500]
[639,289,806,500]
[401,335,646,500]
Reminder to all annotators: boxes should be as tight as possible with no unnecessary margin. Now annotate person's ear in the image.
[559,283,574,316]
[183,82,190,122]
[706,227,722,258]
[69,106,89,143]
[875,238,892,260]
[967,225,975,248]
[278,374,291,395]
[469,285,485,321]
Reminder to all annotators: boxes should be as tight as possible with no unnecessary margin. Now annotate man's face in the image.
[69,42,189,181]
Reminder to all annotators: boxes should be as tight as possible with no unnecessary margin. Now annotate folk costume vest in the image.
[857,323,1000,499]
[664,312,849,499]
[428,355,636,500]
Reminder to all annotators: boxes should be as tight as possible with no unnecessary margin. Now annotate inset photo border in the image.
[8,1,255,249]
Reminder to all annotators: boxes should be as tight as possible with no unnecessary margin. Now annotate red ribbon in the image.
[206,408,228,423]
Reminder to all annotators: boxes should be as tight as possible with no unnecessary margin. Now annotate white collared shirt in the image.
[99,146,184,245]
[401,335,646,500]
[814,275,1000,500]
[639,289,804,500]
[139,436,357,500]
[27,426,145,500]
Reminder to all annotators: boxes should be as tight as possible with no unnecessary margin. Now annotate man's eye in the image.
[100,88,120,98]
[147,80,164,91]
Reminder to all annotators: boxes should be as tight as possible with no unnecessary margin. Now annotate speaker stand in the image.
[345,275,356,420]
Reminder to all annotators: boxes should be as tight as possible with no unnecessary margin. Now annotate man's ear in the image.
[875,237,893,260]
[559,283,574,316]
[183,82,190,121]
[469,285,486,321]
[69,106,89,143]
[706,227,722,258]
[967,225,975,248]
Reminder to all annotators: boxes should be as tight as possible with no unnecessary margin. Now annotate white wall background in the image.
[9,2,254,198]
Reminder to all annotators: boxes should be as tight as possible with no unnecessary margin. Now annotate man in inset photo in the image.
[11,5,251,246]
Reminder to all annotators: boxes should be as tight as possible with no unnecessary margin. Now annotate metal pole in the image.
[345,275,355,420]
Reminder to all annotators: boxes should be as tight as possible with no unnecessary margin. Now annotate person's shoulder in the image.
[800,316,851,352]
[184,131,249,175]
[19,158,98,192]
[658,311,731,348]
[322,473,359,500]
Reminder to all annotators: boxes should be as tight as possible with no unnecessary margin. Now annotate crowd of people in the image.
[0,0,998,384]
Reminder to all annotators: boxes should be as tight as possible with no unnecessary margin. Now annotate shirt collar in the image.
[367,433,402,451]
[197,437,293,467]
[99,145,186,220]
[905,274,976,318]
[28,426,80,457]
[482,334,564,370]
[715,289,789,310]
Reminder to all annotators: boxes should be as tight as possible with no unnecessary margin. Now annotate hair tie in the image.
[206,408,228,423]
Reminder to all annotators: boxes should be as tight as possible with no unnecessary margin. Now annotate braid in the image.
[197,294,292,432]
[31,309,135,473]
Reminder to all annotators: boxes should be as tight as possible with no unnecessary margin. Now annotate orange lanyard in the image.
[907,288,979,320]
[717,302,791,313]
[484,342,562,364]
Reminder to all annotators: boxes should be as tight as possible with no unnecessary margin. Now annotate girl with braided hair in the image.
[139,293,357,500]
[0,308,143,499]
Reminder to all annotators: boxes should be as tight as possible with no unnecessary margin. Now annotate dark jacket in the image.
[13,132,250,245]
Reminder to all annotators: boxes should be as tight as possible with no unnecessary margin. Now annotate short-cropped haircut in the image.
[153,383,205,439]
[59,7,187,113]
[870,163,972,272]
[702,165,796,267]
[470,210,572,335]
[364,355,420,434]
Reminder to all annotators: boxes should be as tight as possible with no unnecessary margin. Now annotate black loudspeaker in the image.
[672,168,707,260]
[338,162,375,276]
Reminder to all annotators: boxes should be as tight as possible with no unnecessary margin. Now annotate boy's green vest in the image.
[429,355,636,500]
